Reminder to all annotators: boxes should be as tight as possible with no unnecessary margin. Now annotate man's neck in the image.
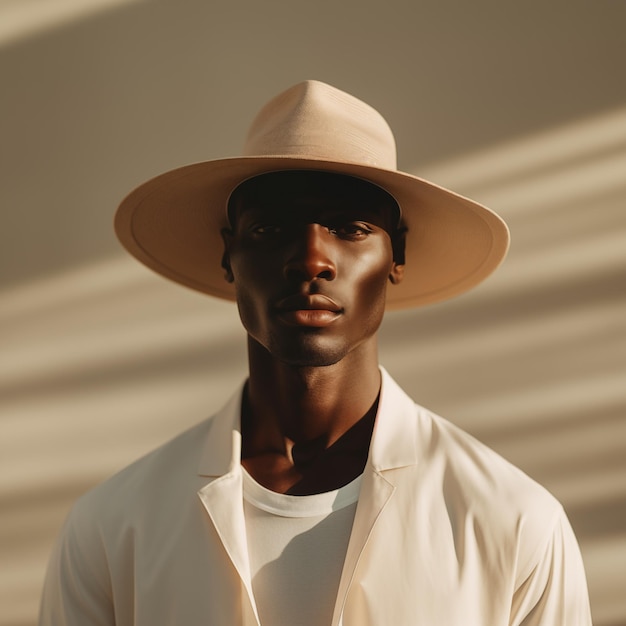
[241,337,381,494]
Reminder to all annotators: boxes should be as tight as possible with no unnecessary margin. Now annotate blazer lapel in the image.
[332,368,420,626]
[196,385,261,626]
[331,469,395,626]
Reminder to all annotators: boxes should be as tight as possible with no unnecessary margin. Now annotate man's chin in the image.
[268,336,348,368]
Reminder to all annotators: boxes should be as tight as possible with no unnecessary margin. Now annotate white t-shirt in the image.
[242,468,361,626]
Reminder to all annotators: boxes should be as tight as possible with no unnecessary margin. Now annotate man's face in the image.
[222,171,405,367]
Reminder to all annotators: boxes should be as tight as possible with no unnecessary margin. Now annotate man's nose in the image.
[283,223,337,282]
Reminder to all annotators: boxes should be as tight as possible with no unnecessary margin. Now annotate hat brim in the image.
[114,156,510,310]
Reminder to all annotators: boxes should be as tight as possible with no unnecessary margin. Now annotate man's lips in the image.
[275,294,342,312]
[274,294,343,327]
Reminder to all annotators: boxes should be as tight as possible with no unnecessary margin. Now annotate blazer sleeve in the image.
[509,508,592,626]
[38,506,115,626]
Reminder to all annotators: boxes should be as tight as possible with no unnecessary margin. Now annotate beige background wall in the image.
[1,1,625,624]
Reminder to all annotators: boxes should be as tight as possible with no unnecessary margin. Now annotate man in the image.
[40,81,592,625]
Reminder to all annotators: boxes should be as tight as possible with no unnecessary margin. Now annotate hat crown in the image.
[242,80,398,170]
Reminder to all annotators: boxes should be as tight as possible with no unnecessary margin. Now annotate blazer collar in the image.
[368,367,420,472]
[197,367,420,479]
[197,382,244,477]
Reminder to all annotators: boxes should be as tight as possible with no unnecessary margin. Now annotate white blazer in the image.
[40,369,592,625]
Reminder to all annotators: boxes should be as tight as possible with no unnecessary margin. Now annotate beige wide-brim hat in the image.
[115,80,509,310]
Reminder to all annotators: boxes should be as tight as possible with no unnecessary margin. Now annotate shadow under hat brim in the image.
[114,156,510,310]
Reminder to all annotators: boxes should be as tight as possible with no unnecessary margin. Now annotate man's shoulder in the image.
[380,370,558,503]
[417,403,561,515]
[381,370,560,512]
[73,418,209,507]
[409,401,566,568]
[66,389,239,533]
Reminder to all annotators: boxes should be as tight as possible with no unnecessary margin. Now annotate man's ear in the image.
[220,228,235,283]
[389,262,405,285]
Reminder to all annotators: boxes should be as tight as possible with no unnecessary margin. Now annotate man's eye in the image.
[251,224,282,235]
[329,223,373,239]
